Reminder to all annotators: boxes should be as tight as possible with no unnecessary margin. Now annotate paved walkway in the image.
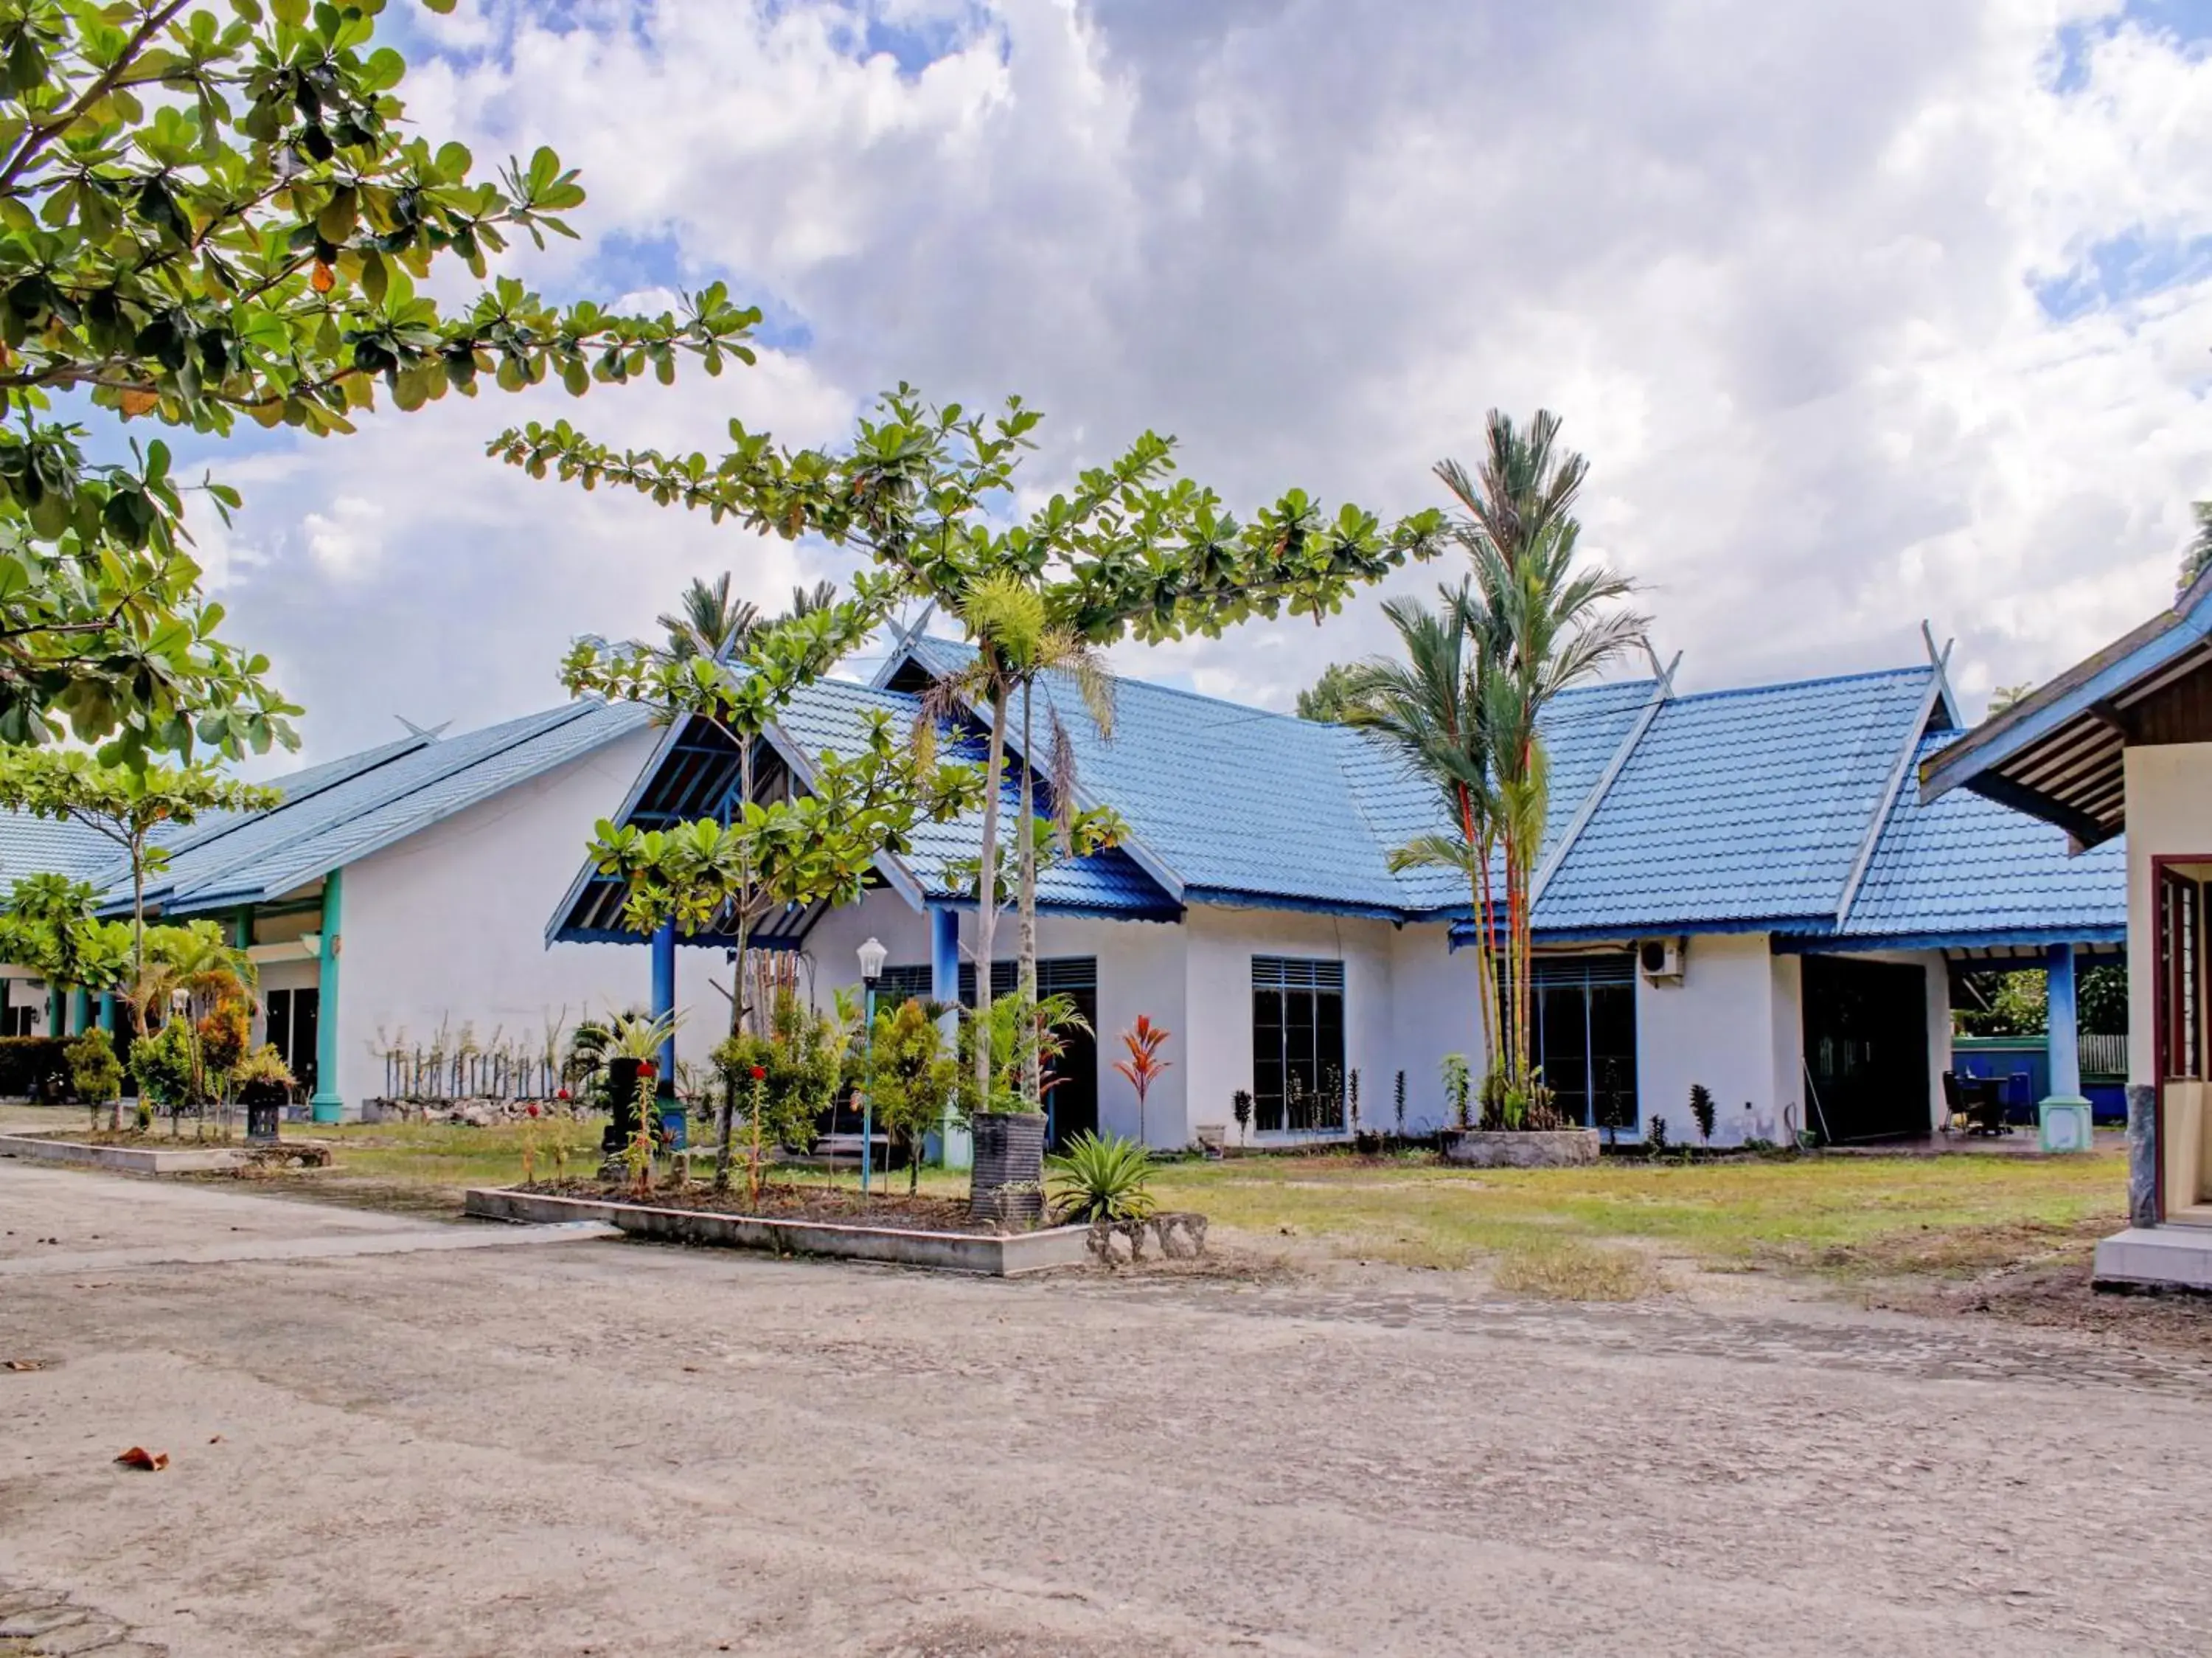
[2,1160,2209,1657]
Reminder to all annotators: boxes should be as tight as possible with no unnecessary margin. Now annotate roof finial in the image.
[396,716,452,741]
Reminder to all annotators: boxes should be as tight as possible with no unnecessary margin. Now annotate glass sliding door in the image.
[1528,954,1639,1134]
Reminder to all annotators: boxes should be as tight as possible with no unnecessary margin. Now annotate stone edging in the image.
[463,1187,1093,1276]
[0,1132,246,1175]
[1438,1128,1602,1168]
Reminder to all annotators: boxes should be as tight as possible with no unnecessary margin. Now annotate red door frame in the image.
[2148,854,2212,1221]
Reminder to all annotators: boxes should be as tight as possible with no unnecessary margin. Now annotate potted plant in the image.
[964,991,1085,1224]
[602,1009,681,1156]
[232,1044,296,1145]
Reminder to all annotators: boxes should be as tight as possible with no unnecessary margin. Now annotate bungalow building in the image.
[0,701,728,1117]
[0,624,2123,1142]
[1922,568,2212,1290]
[558,630,2125,1152]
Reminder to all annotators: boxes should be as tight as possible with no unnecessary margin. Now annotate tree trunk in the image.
[712,743,755,1194]
[971,685,1009,1112]
[1018,681,1041,1112]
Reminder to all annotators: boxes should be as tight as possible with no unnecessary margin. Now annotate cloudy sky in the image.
[186,0,2212,769]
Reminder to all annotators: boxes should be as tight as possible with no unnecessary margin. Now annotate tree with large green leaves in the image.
[493,386,1447,1111]
[0,868,132,1009]
[912,572,1125,1113]
[0,0,758,764]
[0,744,275,999]
[585,701,981,1193]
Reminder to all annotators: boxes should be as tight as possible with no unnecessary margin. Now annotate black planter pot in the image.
[970,1111,1047,1224]
[240,1081,286,1145]
[604,1057,644,1154]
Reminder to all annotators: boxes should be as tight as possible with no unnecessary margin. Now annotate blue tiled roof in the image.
[1837,732,2127,943]
[771,674,1176,918]
[1536,667,1939,932]
[97,703,653,915]
[568,633,2123,949]
[896,635,1657,918]
[0,811,119,885]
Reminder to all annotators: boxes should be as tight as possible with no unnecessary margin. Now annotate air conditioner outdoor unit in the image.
[1638,937,1686,985]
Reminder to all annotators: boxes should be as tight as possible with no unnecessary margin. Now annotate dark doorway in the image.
[961,957,1099,1152]
[265,987,319,1099]
[1801,956,1930,1142]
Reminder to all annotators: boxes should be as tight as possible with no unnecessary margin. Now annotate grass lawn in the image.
[267,1118,2132,1296]
[1144,1148,2130,1287]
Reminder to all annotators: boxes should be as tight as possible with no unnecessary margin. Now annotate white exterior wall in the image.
[1183,905,1399,1148]
[1636,933,1784,1147]
[333,726,686,1111]
[804,888,1192,1145]
[1635,936,1950,1146]
[2123,743,2212,1086]
[1389,922,1485,1133]
[808,895,1440,1148]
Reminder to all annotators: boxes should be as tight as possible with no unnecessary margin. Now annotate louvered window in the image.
[1251,957,1346,1131]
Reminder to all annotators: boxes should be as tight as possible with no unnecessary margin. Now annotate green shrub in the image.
[66,1028,122,1106]
[1046,1131,1158,1223]
[129,1019,197,1109]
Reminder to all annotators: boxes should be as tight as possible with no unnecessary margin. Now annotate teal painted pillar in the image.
[97,991,115,1035]
[47,982,62,1037]
[1,976,10,1034]
[310,871,344,1123]
[232,906,254,950]
[69,987,90,1038]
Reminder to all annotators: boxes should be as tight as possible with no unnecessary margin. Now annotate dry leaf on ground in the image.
[114,1446,168,1471]
[3,1359,47,1371]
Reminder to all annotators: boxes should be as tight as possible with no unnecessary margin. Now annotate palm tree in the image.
[911,575,1119,1113]
[655,572,760,663]
[1436,411,1646,1100]
[1012,634,1116,1110]
[1339,589,1503,1089]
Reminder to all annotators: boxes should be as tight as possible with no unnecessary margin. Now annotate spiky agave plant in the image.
[1046,1131,1158,1224]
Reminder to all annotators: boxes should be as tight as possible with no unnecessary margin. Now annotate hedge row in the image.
[0,1035,73,1100]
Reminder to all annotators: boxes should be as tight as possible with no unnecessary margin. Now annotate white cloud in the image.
[202,0,2212,764]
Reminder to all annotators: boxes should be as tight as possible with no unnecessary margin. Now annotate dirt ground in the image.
[4,1159,2211,1657]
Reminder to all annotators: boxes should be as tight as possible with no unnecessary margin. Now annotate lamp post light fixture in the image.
[857,937,886,1196]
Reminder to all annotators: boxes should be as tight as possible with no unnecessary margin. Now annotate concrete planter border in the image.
[464,1187,1093,1276]
[1438,1127,1601,1168]
[0,1131,247,1175]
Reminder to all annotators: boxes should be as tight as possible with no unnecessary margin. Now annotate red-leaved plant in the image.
[1112,1016,1173,1147]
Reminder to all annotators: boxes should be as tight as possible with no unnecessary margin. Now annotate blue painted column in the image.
[2041,943,2092,1151]
[650,920,677,1078]
[930,905,970,1170]
[2046,944,2081,1100]
[310,870,344,1123]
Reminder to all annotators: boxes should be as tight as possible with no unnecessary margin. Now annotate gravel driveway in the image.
[1,1159,2208,1657]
